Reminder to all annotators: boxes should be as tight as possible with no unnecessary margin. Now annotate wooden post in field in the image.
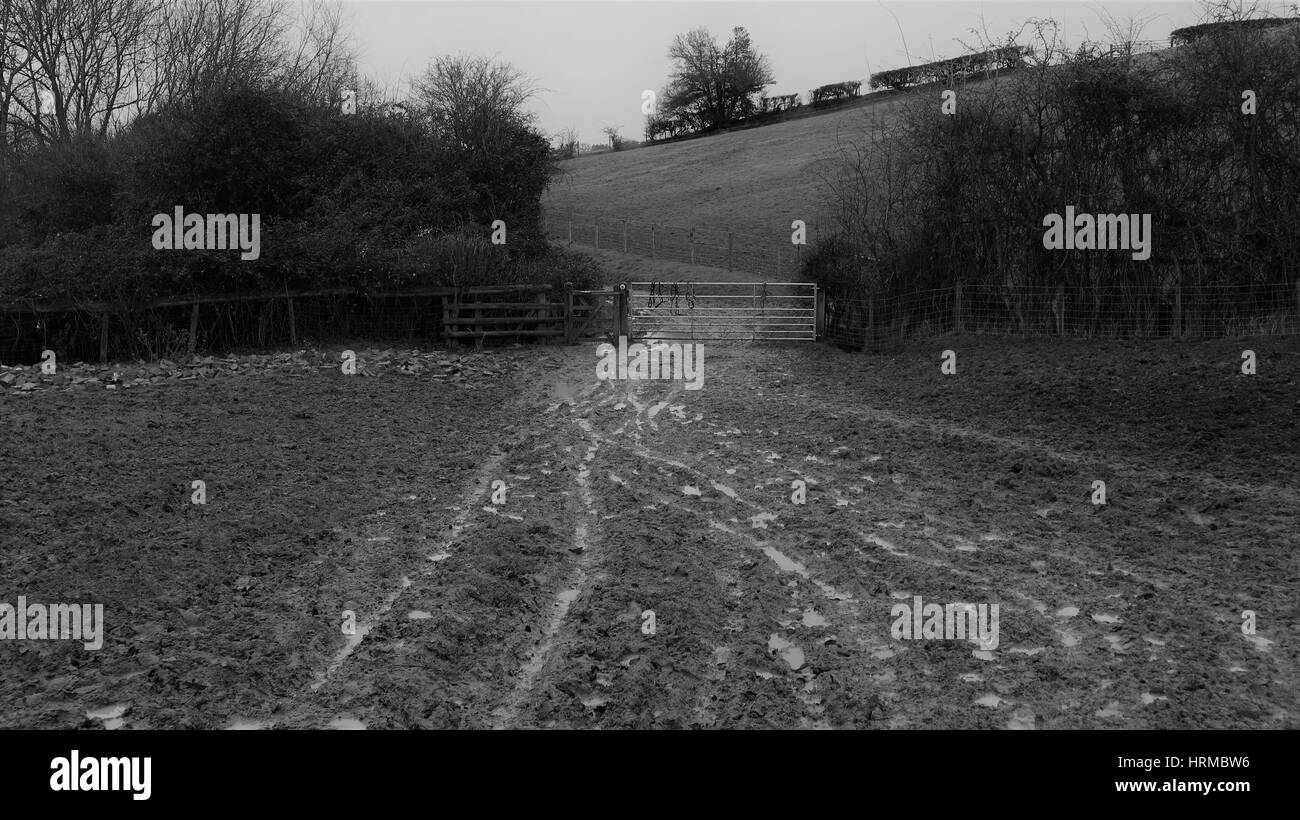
[953,281,963,334]
[563,282,573,344]
[99,314,109,363]
[594,221,599,250]
[567,217,573,244]
[257,299,273,348]
[727,231,734,272]
[690,230,695,265]
[1056,283,1065,336]
[622,221,628,253]
[776,245,781,279]
[287,297,297,347]
[188,303,200,355]
[651,226,656,259]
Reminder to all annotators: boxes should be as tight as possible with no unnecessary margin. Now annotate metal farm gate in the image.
[628,281,820,341]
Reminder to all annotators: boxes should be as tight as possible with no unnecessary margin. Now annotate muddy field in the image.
[1,336,1296,729]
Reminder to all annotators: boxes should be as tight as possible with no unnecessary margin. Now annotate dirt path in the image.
[280,340,1298,729]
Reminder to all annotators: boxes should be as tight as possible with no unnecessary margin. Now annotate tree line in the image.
[0,0,589,311]
[809,10,1300,325]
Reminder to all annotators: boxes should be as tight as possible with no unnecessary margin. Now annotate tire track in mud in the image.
[837,402,1300,507]
[492,415,603,728]
[579,379,889,726]
[581,363,1294,727]
[308,450,509,697]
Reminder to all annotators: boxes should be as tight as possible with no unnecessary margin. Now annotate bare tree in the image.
[411,53,537,152]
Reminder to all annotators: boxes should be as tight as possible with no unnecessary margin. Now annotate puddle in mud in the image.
[1056,606,1079,618]
[959,672,982,683]
[1057,629,1081,647]
[1244,634,1274,652]
[407,610,433,620]
[1092,613,1122,624]
[761,546,807,577]
[972,650,997,661]
[1140,693,1169,705]
[329,717,366,730]
[227,719,269,730]
[86,703,129,722]
[1095,702,1123,719]
[580,693,609,709]
[682,485,702,496]
[863,533,907,556]
[801,609,828,627]
[711,482,737,500]
[975,694,1006,708]
[1009,645,1046,656]
[557,589,581,606]
[1007,707,1037,729]
[750,512,778,529]
[767,635,806,670]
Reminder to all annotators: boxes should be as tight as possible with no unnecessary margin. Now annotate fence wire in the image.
[823,282,1300,348]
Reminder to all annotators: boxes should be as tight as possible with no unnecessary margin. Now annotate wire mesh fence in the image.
[823,281,1300,348]
[544,211,808,279]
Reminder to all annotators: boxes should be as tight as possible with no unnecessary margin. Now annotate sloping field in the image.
[543,93,918,237]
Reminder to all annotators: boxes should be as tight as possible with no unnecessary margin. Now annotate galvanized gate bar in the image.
[628,281,817,341]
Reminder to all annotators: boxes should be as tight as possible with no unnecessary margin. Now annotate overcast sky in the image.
[340,0,1256,143]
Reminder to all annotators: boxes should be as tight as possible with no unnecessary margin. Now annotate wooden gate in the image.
[566,285,626,343]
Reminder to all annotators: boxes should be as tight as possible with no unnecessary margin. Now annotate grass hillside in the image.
[543,92,921,239]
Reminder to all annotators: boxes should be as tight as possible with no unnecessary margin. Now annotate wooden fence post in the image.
[727,231,734,272]
[564,282,574,344]
[188,303,200,356]
[776,245,781,279]
[622,220,628,253]
[953,281,963,334]
[568,212,573,244]
[690,230,695,265]
[594,221,599,250]
[651,225,656,259]
[99,314,109,363]
[287,297,297,347]
[257,299,274,348]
